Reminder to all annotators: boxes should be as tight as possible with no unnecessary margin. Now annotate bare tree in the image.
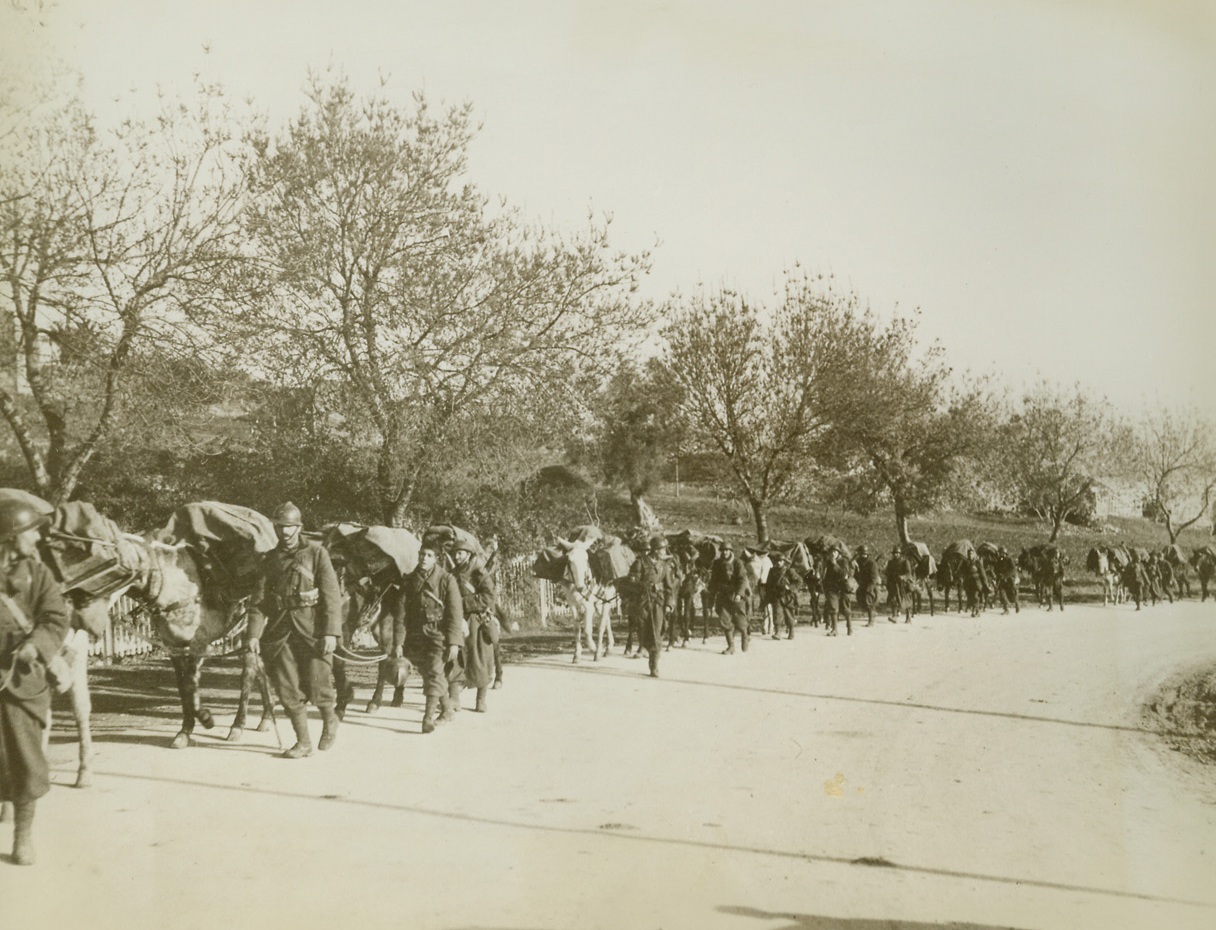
[1134,406,1216,544]
[999,383,1125,542]
[0,78,249,502]
[237,72,652,526]
[661,273,859,544]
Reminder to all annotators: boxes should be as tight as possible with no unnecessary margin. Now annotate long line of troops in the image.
[553,532,1216,679]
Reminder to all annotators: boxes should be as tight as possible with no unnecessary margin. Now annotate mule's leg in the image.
[68,631,94,788]
[170,655,198,749]
[367,660,389,713]
[332,655,351,721]
[228,648,259,741]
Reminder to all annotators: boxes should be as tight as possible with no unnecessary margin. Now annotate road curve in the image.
[4,600,1215,930]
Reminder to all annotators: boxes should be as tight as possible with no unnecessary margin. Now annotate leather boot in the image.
[422,696,439,733]
[12,800,35,866]
[282,709,313,759]
[445,680,462,717]
[475,688,487,712]
[318,707,339,751]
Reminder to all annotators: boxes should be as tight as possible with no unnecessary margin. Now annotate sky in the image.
[4,0,1214,414]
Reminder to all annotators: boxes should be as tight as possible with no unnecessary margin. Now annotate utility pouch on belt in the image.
[292,588,319,608]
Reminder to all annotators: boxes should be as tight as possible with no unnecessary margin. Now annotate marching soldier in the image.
[0,499,69,865]
[401,542,464,732]
[993,546,1020,615]
[854,545,881,627]
[628,535,677,677]
[822,549,853,636]
[450,541,497,713]
[249,502,343,758]
[885,545,913,623]
[765,547,797,639]
[709,541,750,654]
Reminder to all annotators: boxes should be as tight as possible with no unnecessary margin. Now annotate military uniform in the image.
[452,556,497,711]
[822,556,852,635]
[1,557,69,804]
[628,539,677,677]
[252,537,343,720]
[885,551,912,622]
[854,551,880,626]
[401,559,464,730]
[709,549,749,653]
[993,550,1020,614]
[764,555,798,639]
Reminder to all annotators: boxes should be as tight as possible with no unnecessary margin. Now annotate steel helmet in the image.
[271,501,303,527]
[0,499,51,541]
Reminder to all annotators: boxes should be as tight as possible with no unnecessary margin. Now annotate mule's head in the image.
[563,543,593,591]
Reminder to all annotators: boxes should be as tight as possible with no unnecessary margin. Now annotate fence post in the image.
[538,579,549,628]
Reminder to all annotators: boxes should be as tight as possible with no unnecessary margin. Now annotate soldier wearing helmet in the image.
[449,539,498,714]
[248,501,342,758]
[0,497,69,865]
[625,534,677,677]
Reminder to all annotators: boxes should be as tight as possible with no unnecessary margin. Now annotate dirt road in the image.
[4,601,1215,930]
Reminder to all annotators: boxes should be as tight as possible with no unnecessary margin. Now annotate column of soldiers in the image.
[251,503,503,751]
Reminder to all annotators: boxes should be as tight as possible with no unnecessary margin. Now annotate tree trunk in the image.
[631,490,659,530]
[1048,513,1063,543]
[893,494,911,544]
[749,497,768,545]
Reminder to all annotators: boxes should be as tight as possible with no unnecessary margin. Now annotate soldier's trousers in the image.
[718,600,749,651]
[404,646,450,699]
[263,632,335,713]
[0,700,52,802]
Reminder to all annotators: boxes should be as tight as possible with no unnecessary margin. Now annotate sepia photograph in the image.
[1,2,1214,928]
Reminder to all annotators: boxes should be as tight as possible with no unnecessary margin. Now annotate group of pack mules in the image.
[533,528,1216,661]
[0,490,481,821]
[1084,542,1216,608]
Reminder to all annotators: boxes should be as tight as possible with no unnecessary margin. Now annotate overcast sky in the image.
[5,0,1214,413]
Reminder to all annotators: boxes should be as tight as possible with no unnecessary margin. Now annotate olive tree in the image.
[1133,406,1216,543]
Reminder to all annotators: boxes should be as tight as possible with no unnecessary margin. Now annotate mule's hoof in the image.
[75,768,93,789]
[256,719,271,732]
[227,726,244,743]
[197,709,215,729]
[170,731,192,750]
[492,679,503,690]
[366,702,381,714]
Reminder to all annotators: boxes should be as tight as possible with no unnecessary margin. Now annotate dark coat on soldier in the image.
[629,552,677,652]
[453,560,497,689]
[708,555,748,610]
[251,539,342,644]
[1,557,70,802]
[855,556,880,609]
[401,564,464,654]
[885,555,912,611]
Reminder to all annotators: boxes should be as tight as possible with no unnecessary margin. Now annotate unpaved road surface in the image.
[4,601,1216,930]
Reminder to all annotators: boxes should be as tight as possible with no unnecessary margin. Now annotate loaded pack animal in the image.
[901,541,937,617]
[1188,546,1216,602]
[1086,546,1125,606]
[1163,545,1192,599]
[126,501,277,749]
[937,541,976,613]
[1019,544,1066,611]
[739,547,773,635]
[542,534,624,664]
[324,523,420,717]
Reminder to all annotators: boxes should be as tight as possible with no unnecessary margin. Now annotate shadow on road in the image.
[90,766,1216,912]
[717,906,1029,930]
